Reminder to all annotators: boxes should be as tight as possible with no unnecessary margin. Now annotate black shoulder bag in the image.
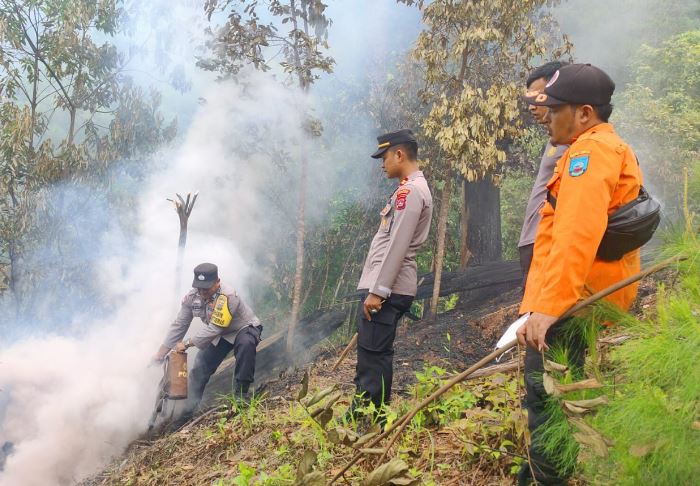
[547,185,661,261]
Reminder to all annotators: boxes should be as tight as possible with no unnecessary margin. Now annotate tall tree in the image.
[201,0,334,353]
[401,0,569,318]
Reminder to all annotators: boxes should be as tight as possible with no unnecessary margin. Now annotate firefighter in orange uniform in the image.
[516,64,644,484]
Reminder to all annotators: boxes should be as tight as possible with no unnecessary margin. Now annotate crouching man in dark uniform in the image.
[349,129,433,424]
[153,263,262,415]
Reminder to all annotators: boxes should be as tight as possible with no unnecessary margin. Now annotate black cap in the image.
[524,63,615,107]
[192,263,218,289]
[370,129,417,159]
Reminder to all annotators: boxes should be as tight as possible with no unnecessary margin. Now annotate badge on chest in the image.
[380,204,393,232]
[192,299,204,317]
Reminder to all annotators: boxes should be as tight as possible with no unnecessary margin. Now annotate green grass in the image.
[534,223,700,485]
[584,238,700,485]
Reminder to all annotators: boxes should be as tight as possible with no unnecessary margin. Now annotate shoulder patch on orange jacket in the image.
[569,155,589,177]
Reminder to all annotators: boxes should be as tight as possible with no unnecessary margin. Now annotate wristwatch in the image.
[185,338,193,349]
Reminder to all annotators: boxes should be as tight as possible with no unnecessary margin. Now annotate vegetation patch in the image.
[91,365,527,485]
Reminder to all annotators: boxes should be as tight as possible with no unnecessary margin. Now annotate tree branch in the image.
[10,1,74,111]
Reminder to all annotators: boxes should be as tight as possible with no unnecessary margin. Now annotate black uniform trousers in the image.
[186,325,262,414]
[353,293,413,410]
[521,318,586,485]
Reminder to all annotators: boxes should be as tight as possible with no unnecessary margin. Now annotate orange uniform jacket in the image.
[520,123,643,317]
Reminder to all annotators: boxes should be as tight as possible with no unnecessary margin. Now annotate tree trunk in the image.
[29,53,39,150]
[174,218,187,299]
[286,0,312,353]
[171,193,197,301]
[68,107,76,145]
[286,157,307,354]
[463,177,502,264]
[429,170,452,321]
[459,178,471,269]
[6,182,21,316]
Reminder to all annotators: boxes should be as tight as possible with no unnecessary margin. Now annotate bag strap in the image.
[547,186,648,213]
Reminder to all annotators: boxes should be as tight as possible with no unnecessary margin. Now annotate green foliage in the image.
[407,0,568,181]
[202,0,334,88]
[529,309,621,473]
[513,126,551,169]
[554,0,699,86]
[0,0,175,320]
[536,400,580,475]
[407,365,526,476]
[583,240,700,485]
[230,462,256,486]
[212,461,297,486]
[535,207,700,485]
[615,29,700,214]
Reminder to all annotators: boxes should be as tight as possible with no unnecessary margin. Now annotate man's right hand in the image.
[363,293,385,321]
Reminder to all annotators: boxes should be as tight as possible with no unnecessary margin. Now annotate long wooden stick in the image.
[332,333,358,372]
[329,254,683,484]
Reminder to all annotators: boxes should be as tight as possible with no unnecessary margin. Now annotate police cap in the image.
[192,262,218,289]
[370,129,417,159]
[524,63,615,107]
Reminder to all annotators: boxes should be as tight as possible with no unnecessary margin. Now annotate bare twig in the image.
[179,405,227,433]
[331,333,357,372]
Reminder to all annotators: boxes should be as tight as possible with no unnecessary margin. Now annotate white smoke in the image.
[0,74,310,486]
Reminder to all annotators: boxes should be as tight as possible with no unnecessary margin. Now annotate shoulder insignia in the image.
[546,146,557,157]
[569,155,589,177]
[395,188,411,210]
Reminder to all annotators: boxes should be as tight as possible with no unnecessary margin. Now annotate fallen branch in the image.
[329,254,684,484]
[447,356,521,380]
